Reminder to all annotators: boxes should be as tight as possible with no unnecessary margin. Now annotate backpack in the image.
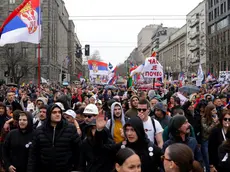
[150,117,158,146]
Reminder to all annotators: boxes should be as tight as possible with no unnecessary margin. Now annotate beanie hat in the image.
[168,115,187,134]
[155,102,166,113]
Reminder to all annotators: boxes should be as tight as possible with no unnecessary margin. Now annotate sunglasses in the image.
[84,114,95,118]
[161,155,171,162]
[137,108,147,112]
[223,118,230,122]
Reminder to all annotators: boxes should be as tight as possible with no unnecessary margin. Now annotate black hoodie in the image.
[3,111,34,172]
[0,102,11,132]
[27,104,81,172]
[123,117,163,172]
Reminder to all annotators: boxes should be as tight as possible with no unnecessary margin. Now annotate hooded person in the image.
[106,102,128,143]
[95,116,163,172]
[79,119,115,172]
[27,104,81,172]
[3,111,34,172]
[154,102,171,129]
[163,115,203,165]
[125,95,139,118]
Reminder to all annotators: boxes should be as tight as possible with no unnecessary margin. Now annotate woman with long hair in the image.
[201,104,219,172]
[163,143,203,172]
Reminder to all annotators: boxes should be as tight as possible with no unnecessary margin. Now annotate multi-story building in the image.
[142,25,179,58]
[0,0,82,84]
[186,0,206,75]
[206,0,230,76]
[137,25,161,63]
[158,25,187,79]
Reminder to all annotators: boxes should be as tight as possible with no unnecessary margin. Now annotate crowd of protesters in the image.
[0,81,229,172]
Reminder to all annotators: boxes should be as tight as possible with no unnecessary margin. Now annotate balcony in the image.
[189,31,199,39]
[188,18,199,28]
[189,44,200,51]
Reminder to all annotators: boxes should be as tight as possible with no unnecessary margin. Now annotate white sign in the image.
[142,57,163,78]
[219,71,230,83]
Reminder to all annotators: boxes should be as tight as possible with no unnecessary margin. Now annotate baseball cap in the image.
[64,109,76,118]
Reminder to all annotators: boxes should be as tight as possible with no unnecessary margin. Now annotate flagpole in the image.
[37,0,41,89]
[38,43,41,88]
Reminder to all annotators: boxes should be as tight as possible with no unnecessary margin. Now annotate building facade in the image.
[206,0,230,76]
[158,25,187,79]
[0,0,82,84]
[186,0,206,76]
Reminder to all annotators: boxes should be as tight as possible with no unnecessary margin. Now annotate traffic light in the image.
[75,44,82,58]
[85,44,90,56]
[62,73,66,81]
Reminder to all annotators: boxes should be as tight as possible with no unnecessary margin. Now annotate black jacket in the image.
[3,112,34,172]
[79,127,115,172]
[96,117,163,172]
[209,127,226,170]
[27,104,81,172]
[218,142,230,172]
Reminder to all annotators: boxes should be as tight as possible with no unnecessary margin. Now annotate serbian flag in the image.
[88,60,108,75]
[0,0,41,46]
[108,67,117,85]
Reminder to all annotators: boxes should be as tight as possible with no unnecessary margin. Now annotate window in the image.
[22,47,28,57]
[8,48,14,56]
[228,0,230,10]
[217,17,228,30]
[9,0,15,4]
[221,4,224,14]
[210,0,213,8]
[196,26,199,32]
[214,8,217,18]
[224,2,226,12]
[208,24,215,34]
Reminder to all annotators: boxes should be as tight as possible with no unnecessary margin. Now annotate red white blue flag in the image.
[0,0,41,46]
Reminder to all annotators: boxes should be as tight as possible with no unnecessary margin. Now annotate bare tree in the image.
[0,45,36,85]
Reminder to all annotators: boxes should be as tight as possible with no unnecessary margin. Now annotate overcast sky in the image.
[64,0,203,66]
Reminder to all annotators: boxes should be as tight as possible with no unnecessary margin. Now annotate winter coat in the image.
[3,112,33,172]
[27,104,81,172]
[163,135,203,164]
[79,128,115,172]
[96,117,163,172]
[218,141,230,172]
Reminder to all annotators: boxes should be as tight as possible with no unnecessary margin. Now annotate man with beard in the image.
[125,95,139,118]
[163,115,203,164]
[106,102,127,143]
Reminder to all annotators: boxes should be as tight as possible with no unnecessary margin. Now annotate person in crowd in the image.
[113,148,141,172]
[27,104,81,172]
[137,99,163,148]
[171,97,181,116]
[81,103,99,139]
[33,105,47,129]
[96,115,163,172]
[4,91,22,111]
[106,102,127,143]
[121,100,129,114]
[125,95,139,118]
[201,104,220,172]
[63,109,81,136]
[32,97,47,118]
[139,91,147,100]
[154,102,171,129]
[167,96,176,113]
[96,99,104,115]
[79,119,115,172]
[162,108,196,142]
[163,143,203,172]
[209,109,230,172]
[213,96,224,117]
[218,127,230,172]
[193,99,208,144]
[149,97,159,117]
[163,115,203,164]
[3,111,33,172]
